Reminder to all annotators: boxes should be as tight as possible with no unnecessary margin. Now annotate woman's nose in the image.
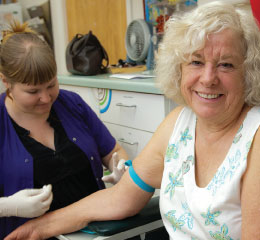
[39,92,51,103]
[199,64,218,87]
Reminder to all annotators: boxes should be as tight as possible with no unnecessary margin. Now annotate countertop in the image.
[58,73,162,95]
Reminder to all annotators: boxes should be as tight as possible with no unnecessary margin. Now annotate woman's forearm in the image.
[8,173,152,239]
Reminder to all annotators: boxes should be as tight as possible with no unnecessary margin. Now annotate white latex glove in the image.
[102,152,127,184]
[0,184,53,218]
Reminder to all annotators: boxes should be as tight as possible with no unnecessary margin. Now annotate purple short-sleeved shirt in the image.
[0,89,116,238]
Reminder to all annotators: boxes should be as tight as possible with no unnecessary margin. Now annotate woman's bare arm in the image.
[241,127,260,239]
[4,106,183,240]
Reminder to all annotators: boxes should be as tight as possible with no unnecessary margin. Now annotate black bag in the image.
[66,31,109,76]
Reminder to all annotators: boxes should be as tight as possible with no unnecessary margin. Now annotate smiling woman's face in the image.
[5,77,59,116]
[180,28,246,122]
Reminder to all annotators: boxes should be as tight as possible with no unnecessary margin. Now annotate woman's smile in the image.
[195,91,224,100]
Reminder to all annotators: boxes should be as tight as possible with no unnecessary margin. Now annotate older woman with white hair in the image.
[5,1,260,239]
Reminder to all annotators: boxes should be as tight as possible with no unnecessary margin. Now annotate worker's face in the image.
[180,29,246,122]
[5,77,59,116]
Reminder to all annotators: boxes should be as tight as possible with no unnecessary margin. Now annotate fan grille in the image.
[125,19,151,62]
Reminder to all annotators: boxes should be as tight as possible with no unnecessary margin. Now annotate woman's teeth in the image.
[197,92,220,99]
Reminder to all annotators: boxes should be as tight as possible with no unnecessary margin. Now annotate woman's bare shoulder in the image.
[147,105,184,148]
[163,105,184,128]
[132,105,184,188]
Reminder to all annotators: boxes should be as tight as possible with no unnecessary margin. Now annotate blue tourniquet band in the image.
[125,160,155,193]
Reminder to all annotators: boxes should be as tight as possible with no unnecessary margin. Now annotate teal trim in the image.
[80,226,97,235]
[58,73,162,95]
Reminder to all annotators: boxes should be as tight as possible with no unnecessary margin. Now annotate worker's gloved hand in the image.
[0,184,53,218]
[102,152,127,184]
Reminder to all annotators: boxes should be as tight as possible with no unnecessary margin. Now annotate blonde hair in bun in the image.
[1,20,36,44]
[0,20,56,87]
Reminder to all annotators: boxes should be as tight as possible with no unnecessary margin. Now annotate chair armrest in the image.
[84,196,161,236]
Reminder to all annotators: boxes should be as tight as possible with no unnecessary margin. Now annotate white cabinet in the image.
[103,122,154,160]
[99,90,176,160]
[99,90,165,132]
[59,84,100,117]
[59,85,177,160]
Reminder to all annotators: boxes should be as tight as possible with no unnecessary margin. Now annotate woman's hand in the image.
[0,185,53,218]
[102,152,127,184]
[4,221,42,240]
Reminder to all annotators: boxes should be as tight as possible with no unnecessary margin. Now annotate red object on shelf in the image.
[156,14,170,33]
[250,0,260,28]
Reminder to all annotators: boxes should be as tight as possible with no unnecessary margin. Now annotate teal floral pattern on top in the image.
[164,168,183,199]
[233,124,243,144]
[165,210,185,232]
[182,155,194,174]
[165,202,194,232]
[165,126,192,162]
[207,149,241,196]
[165,143,179,162]
[201,206,221,226]
[181,202,194,230]
[180,127,193,146]
[209,224,234,240]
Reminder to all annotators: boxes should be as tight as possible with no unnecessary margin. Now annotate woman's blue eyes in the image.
[191,61,202,66]
[190,61,234,68]
[219,63,233,68]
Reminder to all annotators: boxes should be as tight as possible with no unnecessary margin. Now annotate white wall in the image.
[125,0,144,25]
[50,0,69,75]
[198,0,249,6]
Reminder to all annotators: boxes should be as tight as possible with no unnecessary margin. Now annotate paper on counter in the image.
[110,73,155,79]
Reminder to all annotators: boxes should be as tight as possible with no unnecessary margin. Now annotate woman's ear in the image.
[0,72,9,89]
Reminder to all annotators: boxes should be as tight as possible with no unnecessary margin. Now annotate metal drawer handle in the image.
[118,138,138,145]
[116,103,137,108]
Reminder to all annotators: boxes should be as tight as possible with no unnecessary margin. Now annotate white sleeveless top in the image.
[160,106,260,240]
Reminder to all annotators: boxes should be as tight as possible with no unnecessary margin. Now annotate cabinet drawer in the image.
[100,90,165,132]
[104,122,153,160]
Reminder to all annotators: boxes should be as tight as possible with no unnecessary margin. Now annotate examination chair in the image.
[57,196,168,240]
